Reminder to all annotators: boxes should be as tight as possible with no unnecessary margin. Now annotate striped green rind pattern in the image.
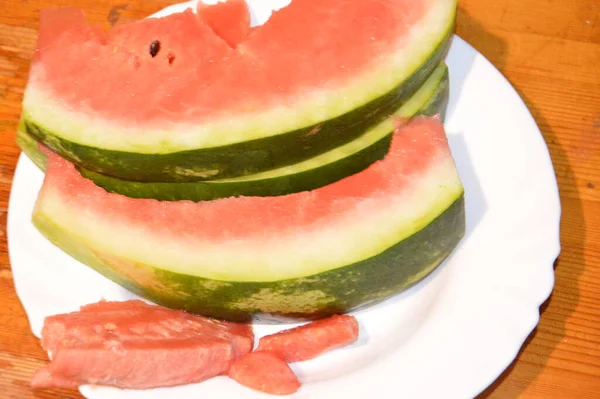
[32,195,465,322]
[16,121,47,171]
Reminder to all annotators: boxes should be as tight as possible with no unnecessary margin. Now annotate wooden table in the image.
[0,0,598,397]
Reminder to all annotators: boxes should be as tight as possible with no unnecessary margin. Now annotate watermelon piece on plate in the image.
[228,351,301,395]
[22,0,457,182]
[32,300,254,389]
[197,0,251,48]
[256,314,359,362]
[31,116,465,321]
[17,62,450,201]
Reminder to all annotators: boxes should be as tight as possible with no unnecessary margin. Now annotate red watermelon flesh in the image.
[32,7,230,119]
[31,368,79,389]
[197,0,251,48]
[78,298,150,312]
[228,351,301,395]
[33,337,234,389]
[34,116,463,282]
[256,314,359,363]
[33,300,254,389]
[27,0,430,125]
[40,300,254,359]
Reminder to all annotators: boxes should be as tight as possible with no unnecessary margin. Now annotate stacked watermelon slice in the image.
[17,0,465,321]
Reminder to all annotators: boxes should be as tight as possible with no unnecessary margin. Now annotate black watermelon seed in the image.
[149,40,161,57]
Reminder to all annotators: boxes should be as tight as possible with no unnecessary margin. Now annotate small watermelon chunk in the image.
[33,300,254,389]
[197,0,251,48]
[228,351,301,395]
[33,338,234,390]
[257,315,359,362]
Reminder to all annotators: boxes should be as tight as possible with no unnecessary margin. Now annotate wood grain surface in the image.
[0,0,598,398]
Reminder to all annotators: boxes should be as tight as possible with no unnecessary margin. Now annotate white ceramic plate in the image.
[7,1,561,398]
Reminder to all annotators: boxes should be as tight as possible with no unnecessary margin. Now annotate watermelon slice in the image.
[32,116,465,321]
[22,0,457,182]
[197,0,251,48]
[17,63,449,201]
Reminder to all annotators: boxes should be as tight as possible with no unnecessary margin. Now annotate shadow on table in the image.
[456,6,507,72]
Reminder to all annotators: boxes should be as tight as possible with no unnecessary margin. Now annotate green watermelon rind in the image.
[22,2,457,182]
[37,159,463,281]
[17,63,450,201]
[16,123,46,171]
[32,195,465,322]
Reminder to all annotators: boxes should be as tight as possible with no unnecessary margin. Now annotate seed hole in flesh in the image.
[149,40,161,57]
[167,52,176,65]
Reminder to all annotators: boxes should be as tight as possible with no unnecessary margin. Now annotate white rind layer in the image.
[34,153,463,282]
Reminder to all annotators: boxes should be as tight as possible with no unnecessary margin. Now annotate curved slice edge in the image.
[30,116,465,320]
[17,63,450,201]
[32,195,464,321]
